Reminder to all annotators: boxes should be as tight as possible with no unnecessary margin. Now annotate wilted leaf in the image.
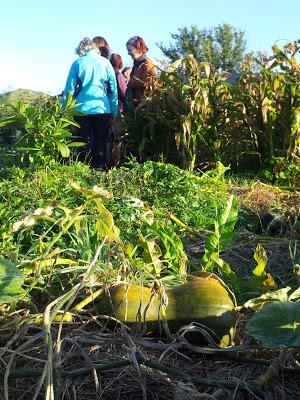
[253,244,267,277]
[261,97,271,124]
[175,132,181,149]
[139,236,163,275]
[289,287,300,301]
[94,198,120,242]
[203,62,210,78]
[244,287,292,310]
[262,272,277,292]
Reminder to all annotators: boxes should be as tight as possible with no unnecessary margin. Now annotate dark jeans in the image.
[74,114,112,167]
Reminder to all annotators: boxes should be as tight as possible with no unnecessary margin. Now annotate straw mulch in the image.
[0,313,299,400]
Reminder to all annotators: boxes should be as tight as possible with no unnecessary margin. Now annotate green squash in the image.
[97,272,237,347]
[97,283,161,335]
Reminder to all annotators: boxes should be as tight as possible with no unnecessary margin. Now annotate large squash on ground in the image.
[97,272,237,347]
[98,283,161,335]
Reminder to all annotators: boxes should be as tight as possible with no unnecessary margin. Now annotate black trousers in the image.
[74,114,112,167]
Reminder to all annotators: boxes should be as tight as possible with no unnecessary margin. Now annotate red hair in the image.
[126,36,149,54]
[110,53,123,70]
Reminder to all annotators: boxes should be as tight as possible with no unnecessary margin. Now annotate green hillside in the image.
[0,89,49,152]
[0,88,49,105]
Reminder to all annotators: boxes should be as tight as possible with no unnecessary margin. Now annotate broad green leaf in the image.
[218,195,238,251]
[0,258,25,304]
[123,244,145,270]
[68,141,85,148]
[199,161,231,181]
[200,195,238,270]
[246,300,300,348]
[95,219,120,242]
[145,221,187,277]
[211,254,237,281]
[123,243,136,258]
[57,142,70,158]
[52,128,73,137]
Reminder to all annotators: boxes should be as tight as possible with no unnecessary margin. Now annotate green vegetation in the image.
[0,94,83,167]
[0,37,299,400]
[0,160,298,299]
[0,89,50,167]
[157,23,247,72]
[127,40,300,181]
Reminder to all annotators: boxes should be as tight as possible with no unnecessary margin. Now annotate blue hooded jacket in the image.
[62,50,118,117]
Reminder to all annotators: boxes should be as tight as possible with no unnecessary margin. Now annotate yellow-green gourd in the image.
[97,272,237,347]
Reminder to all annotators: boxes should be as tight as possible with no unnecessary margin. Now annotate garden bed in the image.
[0,161,299,399]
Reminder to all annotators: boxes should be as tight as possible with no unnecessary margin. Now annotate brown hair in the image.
[92,36,111,58]
[126,36,148,54]
[110,53,123,70]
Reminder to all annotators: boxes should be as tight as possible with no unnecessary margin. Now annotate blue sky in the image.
[0,0,299,94]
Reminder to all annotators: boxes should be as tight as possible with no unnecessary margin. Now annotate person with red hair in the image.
[125,36,156,108]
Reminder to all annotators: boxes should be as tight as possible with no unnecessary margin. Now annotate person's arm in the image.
[61,62,78,105]
[106,63,118,118]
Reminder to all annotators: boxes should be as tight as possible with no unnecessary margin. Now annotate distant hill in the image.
[0,88,49,105]
[0,89,50,145]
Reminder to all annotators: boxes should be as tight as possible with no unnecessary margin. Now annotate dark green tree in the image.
[158,23,248,72]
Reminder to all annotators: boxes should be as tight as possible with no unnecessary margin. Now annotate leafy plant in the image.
[144,220,188,279]
[0,258,25,303]
[226,244,277,303]
[261,156,300,186]
[200,195,238,279]
[125,55,233,170]
[9,182,122,300]
[106,161,229,239]
[231,40,300,168]
[246,287,300,348]
[0,94,83,167]
[124,41,300,172]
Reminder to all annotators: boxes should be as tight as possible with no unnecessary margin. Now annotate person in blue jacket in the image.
[62,37,118,168]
